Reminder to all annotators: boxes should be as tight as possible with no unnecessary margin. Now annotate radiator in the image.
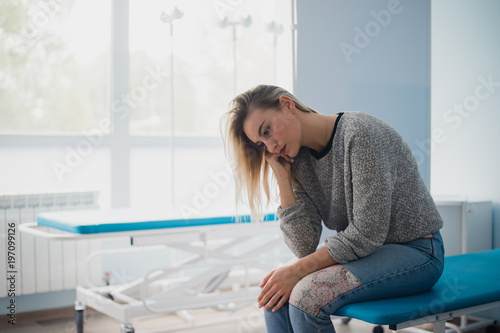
[0,190,101,297]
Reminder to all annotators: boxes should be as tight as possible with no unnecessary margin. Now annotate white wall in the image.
[431,0,500,250]
[296,0,431,184]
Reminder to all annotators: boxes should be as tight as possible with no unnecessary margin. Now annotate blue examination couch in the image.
[335,249,500,332]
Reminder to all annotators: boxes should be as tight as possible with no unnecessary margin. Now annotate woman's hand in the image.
[265,152,293,183]
[266,152,297,209]
[258,265,302,312]
[258,248,338,312]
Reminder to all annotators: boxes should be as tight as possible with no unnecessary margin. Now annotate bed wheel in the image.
[486,325,500,333]
[75,301,85,333]
[120,323,135,333]
[373,325,384,333]
[341,317,352,324]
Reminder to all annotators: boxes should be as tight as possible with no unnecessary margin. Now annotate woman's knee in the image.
[289,265,361,317]
[264,302,293,333]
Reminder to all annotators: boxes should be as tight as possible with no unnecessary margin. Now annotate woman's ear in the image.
[278,96,296,114]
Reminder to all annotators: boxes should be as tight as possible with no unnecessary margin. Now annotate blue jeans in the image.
[264,231,444,333]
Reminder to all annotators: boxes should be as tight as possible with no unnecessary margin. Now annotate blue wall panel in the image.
[296,0,431,184]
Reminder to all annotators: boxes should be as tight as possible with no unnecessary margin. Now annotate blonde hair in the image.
[220,84,317,220]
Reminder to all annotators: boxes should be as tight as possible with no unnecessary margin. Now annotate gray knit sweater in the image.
[277,111,443,264]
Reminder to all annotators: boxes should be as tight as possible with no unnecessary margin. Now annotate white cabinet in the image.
[435,198,493,257]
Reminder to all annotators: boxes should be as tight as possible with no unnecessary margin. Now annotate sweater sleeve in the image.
[325,123,396,264]
[277,179,322,258]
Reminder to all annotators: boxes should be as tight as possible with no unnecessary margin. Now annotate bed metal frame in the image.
[21,220,292,333]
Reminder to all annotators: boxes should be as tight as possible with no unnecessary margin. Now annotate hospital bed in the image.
[20,209,290,333]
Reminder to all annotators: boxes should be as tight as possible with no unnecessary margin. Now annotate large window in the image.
[128,0,293,136]
[0,0,111,134]
[0,0,294,211]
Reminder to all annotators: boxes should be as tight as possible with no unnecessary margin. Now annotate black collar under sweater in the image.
[309,112,344,159]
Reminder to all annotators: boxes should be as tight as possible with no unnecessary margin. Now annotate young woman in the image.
[221,85,444,333]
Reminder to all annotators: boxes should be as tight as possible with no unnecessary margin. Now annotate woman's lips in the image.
[279,145,286,155]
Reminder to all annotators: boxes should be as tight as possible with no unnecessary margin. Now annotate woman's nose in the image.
[264,139,278,153]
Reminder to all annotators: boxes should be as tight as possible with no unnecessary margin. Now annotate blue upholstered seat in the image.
[334,249,500,325]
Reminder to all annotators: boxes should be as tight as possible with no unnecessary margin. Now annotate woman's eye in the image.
[264,126,270,136]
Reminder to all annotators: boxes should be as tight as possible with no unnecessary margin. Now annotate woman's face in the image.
[243,103,301,159]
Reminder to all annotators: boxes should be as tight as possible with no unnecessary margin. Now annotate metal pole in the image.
[160,7,183,208]
[170,22,175,207]
[233,24,237,96]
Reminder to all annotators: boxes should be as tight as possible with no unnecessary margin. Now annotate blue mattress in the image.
[334,249,500,325]
[37,209,277,234]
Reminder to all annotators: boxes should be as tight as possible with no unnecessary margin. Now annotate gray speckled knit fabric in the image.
[277,111,443,264]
